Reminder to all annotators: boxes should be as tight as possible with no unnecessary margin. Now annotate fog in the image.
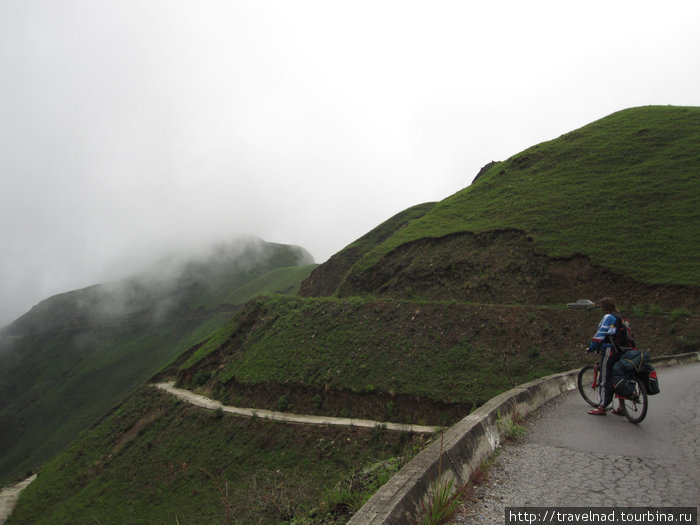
[1,1,699,327]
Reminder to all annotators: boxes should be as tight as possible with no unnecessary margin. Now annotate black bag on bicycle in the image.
[614,349,649,372]
[639,364,660,395]
[613,375,636,397]
[613,349,660,396]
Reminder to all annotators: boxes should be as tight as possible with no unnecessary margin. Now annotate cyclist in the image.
[586,297,624,416]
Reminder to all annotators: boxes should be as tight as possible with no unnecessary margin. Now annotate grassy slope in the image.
[177,296,698,422]
[348,106,700,286]
[336,202,437,263]
[298,202,435,297]
[0,252,316,486]
[0,317,219,486]
[9,387,426,525]
[178,297,578,408]
[222,264,318,304]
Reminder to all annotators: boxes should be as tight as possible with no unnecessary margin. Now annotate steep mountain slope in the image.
[302,106,700,307]
[299,202,435,296]
[8,384,426,525]
[0,238,316,485]
[7,106,700,523]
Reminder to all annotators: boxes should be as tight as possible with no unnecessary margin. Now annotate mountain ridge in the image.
[0,238,317,486]
[305,105,699,299]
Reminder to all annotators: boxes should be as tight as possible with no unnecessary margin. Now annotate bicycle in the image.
[577,361,648,424]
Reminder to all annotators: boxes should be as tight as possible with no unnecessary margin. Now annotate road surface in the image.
[0,474,36,524]
[455,362,700,523]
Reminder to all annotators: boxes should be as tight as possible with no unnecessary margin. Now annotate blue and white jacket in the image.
[588,313,618,352]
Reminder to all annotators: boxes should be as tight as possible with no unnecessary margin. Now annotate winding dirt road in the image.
[0,474,37,524]
[154,381,438,434]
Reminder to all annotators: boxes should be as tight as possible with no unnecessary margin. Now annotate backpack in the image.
[614,349,650,375]
[611,315,636,350]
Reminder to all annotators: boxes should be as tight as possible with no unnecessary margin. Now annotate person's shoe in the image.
[588,406,607,415]
[611,407,624,416]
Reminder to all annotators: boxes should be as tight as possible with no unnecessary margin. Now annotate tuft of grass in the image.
[497,410,527,441]
[416,434,470,525]
[632,305,647,317]
[671,308,691,322]
[418,476,468,525]
[277,394,290,412]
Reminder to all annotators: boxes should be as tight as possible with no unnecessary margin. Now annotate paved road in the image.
[456,362,700,523]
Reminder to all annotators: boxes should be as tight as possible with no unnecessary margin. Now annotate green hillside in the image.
[7,106,700,523]
[307,106,699,300]
[0,239,316,486]
[222,264,319,304]
[175,295,698,423]
[9,387,425,524]
[298,202,436,297]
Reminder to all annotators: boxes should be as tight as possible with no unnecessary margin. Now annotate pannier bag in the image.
[642,368,660,395]
[613,375,636,397]
[612,349,660,396]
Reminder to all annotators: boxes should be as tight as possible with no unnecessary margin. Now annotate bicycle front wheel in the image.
[621,378,648,424]
[577,365,602,407]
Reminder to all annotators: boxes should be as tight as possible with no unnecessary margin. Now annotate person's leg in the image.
[599,346,615,407]
[608,351,624,414]
[589,347,613,415]
[612,398,624,415]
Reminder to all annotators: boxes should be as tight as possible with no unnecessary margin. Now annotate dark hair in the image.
[598,297,618,313]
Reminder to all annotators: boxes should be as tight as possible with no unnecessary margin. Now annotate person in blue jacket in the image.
[586,297,624,416]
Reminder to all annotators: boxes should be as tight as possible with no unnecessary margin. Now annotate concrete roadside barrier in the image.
[348,351,700,524]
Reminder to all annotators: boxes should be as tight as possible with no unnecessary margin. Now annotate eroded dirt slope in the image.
[336,230,698,309]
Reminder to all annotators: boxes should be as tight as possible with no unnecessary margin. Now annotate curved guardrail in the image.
[348,351,700,524]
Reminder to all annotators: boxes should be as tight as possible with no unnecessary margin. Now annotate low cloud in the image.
[1,1,699,327]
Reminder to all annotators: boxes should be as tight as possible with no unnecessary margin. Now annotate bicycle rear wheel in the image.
[577,365,602,407]
[621,379,648,424]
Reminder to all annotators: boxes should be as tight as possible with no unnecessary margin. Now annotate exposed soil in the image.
[336,230,699,310]
[302,230,700,310]
[211,378,471,428]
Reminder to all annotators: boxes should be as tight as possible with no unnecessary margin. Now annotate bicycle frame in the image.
[590,362,634,403]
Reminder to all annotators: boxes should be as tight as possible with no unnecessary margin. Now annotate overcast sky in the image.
[1,1,698,327]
